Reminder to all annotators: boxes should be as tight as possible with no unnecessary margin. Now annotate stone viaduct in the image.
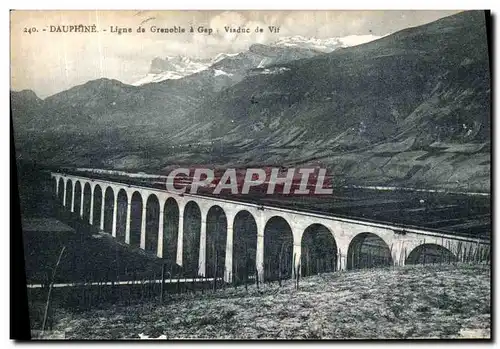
[52,172,490,282]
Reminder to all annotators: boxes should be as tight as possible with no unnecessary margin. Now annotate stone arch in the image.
[232,210,258,284]
[129,191,143,247]
[163,197,179,263]
[92,184,103,226]
[160,197,179,265]
[74,181,82,215]
[264,216,294,281]
[145,193,160,253]
[183,201,201,274]
[301,223,338,276]
[103,186,115,233]
[116,189,128,242]
[65,179,73,208]
[82,182,92,221]
[406,243,457,265]
[53,177,58,200]
[57,178,64,203]
[347,232,393,270]
[206,205,227,279]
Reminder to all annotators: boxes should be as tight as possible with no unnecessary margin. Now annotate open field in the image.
[38,263,490,340]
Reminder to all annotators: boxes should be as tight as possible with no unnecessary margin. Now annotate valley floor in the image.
[38,263,490,340]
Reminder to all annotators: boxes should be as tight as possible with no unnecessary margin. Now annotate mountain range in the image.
[11,11,491,192]
[132,35,382,86]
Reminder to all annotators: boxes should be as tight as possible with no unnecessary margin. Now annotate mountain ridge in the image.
[11,11,491,192]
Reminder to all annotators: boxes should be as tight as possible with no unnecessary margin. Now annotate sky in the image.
[10,10,461,98]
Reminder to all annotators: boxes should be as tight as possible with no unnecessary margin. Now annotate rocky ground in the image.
[35,263,490,340]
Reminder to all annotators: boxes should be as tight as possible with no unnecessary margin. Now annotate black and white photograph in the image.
[10,9,491,340]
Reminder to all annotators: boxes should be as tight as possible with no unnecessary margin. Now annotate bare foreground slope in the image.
[37,263,490,339]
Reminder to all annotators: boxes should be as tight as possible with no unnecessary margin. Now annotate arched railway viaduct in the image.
[52,172,490,283]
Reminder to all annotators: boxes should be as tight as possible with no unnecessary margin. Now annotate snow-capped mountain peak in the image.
[132,56,212,86]
[212,52,239,64]
[132,53,242,86]
[132,34,383,86]
[213,69,233,77]
[271,34,382,52]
